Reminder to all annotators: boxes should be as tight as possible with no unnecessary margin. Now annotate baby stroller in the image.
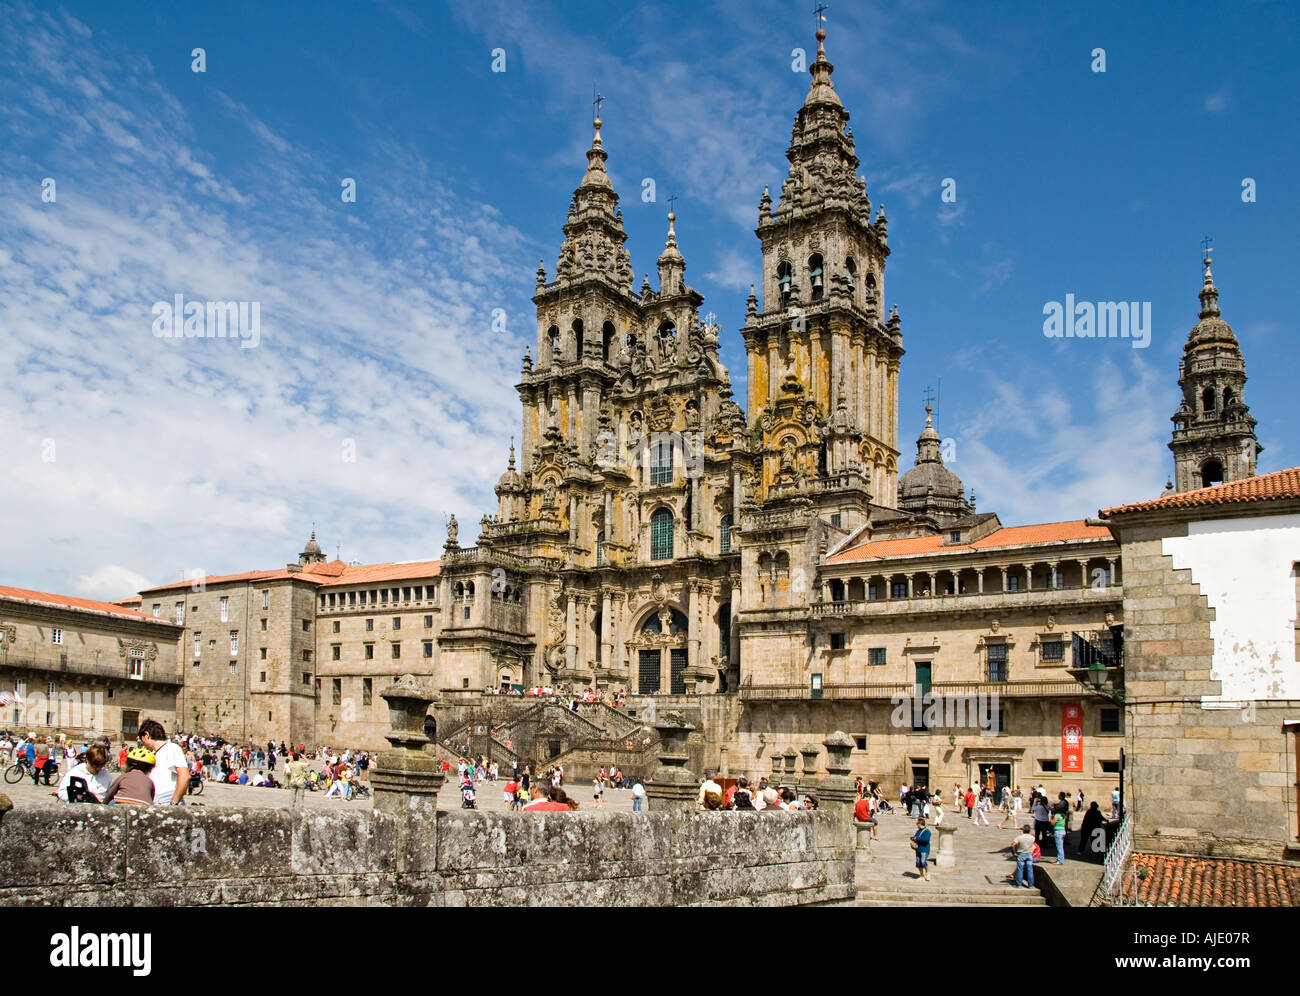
[460,784,476,809]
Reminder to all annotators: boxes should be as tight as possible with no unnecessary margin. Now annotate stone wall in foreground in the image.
[0,803,854,907]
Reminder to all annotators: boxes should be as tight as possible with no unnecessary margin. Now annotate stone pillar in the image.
[1107,558,1119,586]
[371,674,443,876]
[800,743,821,781]
[565,592,577,672]
[719,744,729,779]
[999,566,1008,592]
[1050,561,1059,589]
[782,747,798,785]
[600,588,613,670]
[644,712,697,812]
[977,569,984,594]
[933,824,959,869]
[770,751,783,782]
[819,731,858,821]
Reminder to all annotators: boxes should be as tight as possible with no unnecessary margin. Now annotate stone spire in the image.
[1169,250,1260,492]
[657,210,685,295]
[553,113,633,288]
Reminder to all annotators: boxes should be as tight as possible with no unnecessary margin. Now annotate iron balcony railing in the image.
[739,678,1097,702]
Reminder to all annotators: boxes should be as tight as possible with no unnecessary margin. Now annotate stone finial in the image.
[644,711,697,811]
[822,731,854,776]
[378,674,438,752]
[799,743,822,777]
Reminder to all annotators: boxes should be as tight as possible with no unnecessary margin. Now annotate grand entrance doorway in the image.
[979,762,1012,803]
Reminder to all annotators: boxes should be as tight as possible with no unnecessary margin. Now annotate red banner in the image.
[1062,704,1083,773]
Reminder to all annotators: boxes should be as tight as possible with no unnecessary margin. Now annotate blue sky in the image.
[1,0,1295,598]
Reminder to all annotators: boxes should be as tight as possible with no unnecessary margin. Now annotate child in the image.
[103,746,157,805]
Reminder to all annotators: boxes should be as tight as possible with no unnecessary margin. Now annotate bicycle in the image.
[4,756,32,784]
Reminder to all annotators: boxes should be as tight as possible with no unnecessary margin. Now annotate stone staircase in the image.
[856,815,1051,908]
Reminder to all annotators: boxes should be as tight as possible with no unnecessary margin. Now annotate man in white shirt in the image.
[631,780,646,812]
[697,771,722,809]
[139,719,189,805]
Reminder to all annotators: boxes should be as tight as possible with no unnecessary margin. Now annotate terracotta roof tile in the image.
[0,585,180,626]
[1101,466,1300,517]
[1120,852,1300,907]
[827,520,1112,564]
[138,559,440,594]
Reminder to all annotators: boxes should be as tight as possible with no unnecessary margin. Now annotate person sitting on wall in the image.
[54,744,114,802]
[103,747,157,806]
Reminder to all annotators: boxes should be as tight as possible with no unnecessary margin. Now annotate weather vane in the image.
[1200,235,1213,256]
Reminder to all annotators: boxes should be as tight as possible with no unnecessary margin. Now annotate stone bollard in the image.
[818,731,858,822]
[644,711,698,812]
[782,747,798,786]
[769,751,783,783]
[932,823,959,869]
[371,674,443,874]
[718,745,729,779]
[799,744,821,781]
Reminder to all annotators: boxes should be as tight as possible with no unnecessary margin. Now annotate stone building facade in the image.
[0,585,182,741]
[1102,467,1300,861]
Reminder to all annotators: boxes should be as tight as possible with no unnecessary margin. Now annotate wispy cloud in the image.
[1204,90,1229,113]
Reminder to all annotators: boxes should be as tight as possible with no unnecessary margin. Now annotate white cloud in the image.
[1204,91,1229,113]
[74,565,152,602]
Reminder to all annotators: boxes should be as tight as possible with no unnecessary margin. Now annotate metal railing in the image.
[739,678,1095,702]
[1092,813,1132,906]
[0,651,183,687]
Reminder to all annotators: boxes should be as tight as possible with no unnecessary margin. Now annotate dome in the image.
[302,530,321,556]
[897,405,971,523]
[495,445,524,492]
[899,460,966,504]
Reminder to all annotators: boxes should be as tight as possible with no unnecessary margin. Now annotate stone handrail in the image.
[811,584,1122,618]
[740,678,1100,701]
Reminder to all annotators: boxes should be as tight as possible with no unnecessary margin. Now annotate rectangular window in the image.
[329,593,336,608]
[391,643,401,659]
[950,531,961,543]
[830,632,846,650]
[868,647,886,667]
[51,628,63,645]
[854,736,867,751]
[1039,758,1059,773]
[220,597,229,621]
[403,587,411,601]
[1041,640,1064,662]
[332,679,341,705]
[1100,708,1121,733]
[464,606,471,620]
[193,660,201,670]
[462,678,470,689]
[348,591,357,606]
[260,618,267,631]
[259,671,266,683]
[415,586,423,600]
[381,589,388,604]
[423,641,433,658]
[392,617,401,630]
[229,661,237,675]
[1100,759,1121,774]
[830,513,842,528]
[362,678,372,706]
[121,710,139,738]
[194,632,202,657]
[424,615,433,629]
[867,584,878,600]
[262,589,269,610]
[151,604,161,617]
[987,643,1008,682]
[890,581,907,599]
[332,621,340,633]
[230,631,239,655]
[364,644,374,660]
[302,650,311,662]
[259,648,267,660]
[650,438,674,485]
[302,619,311,632]
[332,645,341,661]
[174,601,184,624]
[366,618,374,631]
[651,511,674,560]
[302,672,311,686]
[1006,575,1020,592]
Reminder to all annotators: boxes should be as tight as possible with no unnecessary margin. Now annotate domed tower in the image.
[898,405,972,524]
[1169,253,1260,492]
[298,529,325,566]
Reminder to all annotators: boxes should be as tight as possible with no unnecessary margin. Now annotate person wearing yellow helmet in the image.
[103,746,157,805]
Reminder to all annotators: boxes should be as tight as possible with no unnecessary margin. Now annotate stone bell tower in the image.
[743,23,902,530]
[1169,252,1260,492]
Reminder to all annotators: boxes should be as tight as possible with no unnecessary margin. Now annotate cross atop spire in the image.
[592,86,604,119]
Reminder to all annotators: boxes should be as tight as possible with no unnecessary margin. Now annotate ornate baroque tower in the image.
[743,25,902,530]
[1169,253,1260,492]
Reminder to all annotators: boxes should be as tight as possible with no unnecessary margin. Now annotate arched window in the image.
[808,253,824,301]
[641,608,688,635]
[651,507,674,560]
[1224,387,1235,409]
[465,581,475,597]
[602,321,615,363]
[777,260,793,308]
[720,514,733,554]
[592,611,603,661]
[1201,460,1224,488]
[650,436,674,485]
[595,530,606,565]
[1202,387,1216,414]
[572,319,584,362]
[546,325,559,363]
[845,257,857,292]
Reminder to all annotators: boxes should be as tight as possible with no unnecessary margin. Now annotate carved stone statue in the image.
[446,514,459,545]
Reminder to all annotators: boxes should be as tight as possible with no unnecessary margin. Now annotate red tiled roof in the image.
[1119,852,1300,907]
[1102,466,1300,517]
[0,585,179,626]
[315,560,442,587]
[139,559,440,594]
[827,520,1113,564]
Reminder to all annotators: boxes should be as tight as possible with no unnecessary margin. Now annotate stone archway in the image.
[626,603,689,695]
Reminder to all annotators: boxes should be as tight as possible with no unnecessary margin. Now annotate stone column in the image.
[1050,561,1059,589]
[371,674,443,876]
[782,747,798,785]
[1077,559,1090,588]
[800,743,821,781]
[977,568,984,594]
[565,592,577,672]
[770,751,783,782]
[999,567,1008,592]
[819,731,858,822]
[600,588,613,671]
[644,712,697,812]
[1107,558,1119,586]
[688,582,700,678]
[719,744,729,779]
